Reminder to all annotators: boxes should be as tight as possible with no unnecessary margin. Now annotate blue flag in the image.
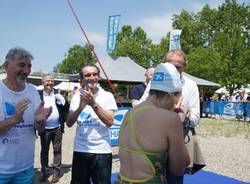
[107,15,121,52]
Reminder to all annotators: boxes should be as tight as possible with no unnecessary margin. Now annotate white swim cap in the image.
[150,63,182,93]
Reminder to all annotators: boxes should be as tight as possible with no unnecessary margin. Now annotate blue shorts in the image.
[0,167,34,184]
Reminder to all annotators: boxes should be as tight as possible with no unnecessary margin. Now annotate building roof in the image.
[183,72,220,87]
[95,55,220,87]
[96,55,146,83]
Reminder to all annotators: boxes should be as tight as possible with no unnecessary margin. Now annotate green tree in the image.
[53,44,96,74]
[31,69,44,76]
[173,0,250,93]
[150,34,170,66]
[111,25,154,68]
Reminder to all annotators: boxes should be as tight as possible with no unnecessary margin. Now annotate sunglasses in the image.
[84,73,98,78]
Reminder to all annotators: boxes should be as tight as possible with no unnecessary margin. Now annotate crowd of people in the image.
[208,90,250,102]
[0,47,205,184]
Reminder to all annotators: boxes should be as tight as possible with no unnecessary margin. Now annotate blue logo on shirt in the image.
[5,102,15,116]
[80,112,91,119]
[78,112,99,126]
[4,102,25,125]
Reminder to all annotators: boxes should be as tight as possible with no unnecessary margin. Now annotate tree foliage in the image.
[110,25,154,68]
[54,0,250,93]
[172,0,250,93]
[53,44,96,74]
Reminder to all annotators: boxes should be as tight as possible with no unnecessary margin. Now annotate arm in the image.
[181,79,200,128]
[130,84,142,107]
[138,81,151,103]
[66,108,83,128]
[66,93,87,128]
[167,114,190,175]
[0,117,21,134]
[0,99,30,134]
[91,101,114,127]
[131,100,140,107]
[34,102,52,131]
[187,84,200,128]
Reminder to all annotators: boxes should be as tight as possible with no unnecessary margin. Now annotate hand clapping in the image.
[35,101,52,122]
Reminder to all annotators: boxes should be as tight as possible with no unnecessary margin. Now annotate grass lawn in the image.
[197,117,250,139]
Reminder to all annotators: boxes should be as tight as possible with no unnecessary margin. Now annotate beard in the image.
[85,80,97,90]
[16,73,28,87]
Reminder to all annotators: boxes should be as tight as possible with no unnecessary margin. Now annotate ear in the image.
[3,62,9,70]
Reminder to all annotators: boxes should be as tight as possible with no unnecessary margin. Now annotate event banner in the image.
[169,29,182,50]
[109,107,131,146]
[106,15,121,52]
[202,101,250,117]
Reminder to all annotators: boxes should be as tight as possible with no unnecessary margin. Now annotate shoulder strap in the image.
[38,90,43,101]
[118,105,159,183]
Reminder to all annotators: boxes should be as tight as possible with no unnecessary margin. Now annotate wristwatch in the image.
[93,103,98,110]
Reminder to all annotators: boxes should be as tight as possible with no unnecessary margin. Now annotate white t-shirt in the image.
[43,91,60,129]
[0,81,41,174]
[70,87,118,154]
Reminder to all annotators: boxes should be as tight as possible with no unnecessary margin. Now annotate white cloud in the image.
[140,0,225,43]
[140,12,175,43]
[88,32,106,46]
[206,0,224,9]
[69,31,106,46]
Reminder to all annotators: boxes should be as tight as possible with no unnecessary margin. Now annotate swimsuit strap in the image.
[119,105,165,183]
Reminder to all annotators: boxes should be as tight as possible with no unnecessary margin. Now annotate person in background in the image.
[118,63,190,183]
[70,86,79,100]
[38,74,69,183]
[0,47,52,184]
[66,64,118,184]
[140,49,204,184]
[130,67,154,107]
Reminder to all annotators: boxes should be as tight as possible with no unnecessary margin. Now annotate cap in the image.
[150,63,182,93]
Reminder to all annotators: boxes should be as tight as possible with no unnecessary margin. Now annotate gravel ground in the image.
[34,124,250,183]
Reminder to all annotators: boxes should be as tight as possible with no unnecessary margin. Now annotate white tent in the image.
[54,82,80,91]
[215,86,250,94]
[94,55,220,86]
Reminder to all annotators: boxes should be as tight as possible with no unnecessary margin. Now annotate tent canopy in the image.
[183,73,220,87]
[54,82,80,91]
[96,55,146,83]
[93,55,220,87]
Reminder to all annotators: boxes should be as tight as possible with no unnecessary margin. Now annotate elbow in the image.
[169,156,190,176]
[66,117,74,128]
[66,121,72,128]
[105,113,114,128]
[106,119,113,128]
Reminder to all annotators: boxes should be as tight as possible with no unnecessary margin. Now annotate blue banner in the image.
[109,107,131,146]
[106,15,121,52]
[202,101,250,117]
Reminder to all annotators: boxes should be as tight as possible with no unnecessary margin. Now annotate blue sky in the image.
[0,0,248,72]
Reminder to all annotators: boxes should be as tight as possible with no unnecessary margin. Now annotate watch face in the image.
[93,104,98,110]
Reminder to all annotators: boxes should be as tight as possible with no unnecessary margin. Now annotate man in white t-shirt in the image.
[0,47,52,183]
[66,64,118,184]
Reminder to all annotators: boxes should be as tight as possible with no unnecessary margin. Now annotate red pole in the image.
[66,0,116,94]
